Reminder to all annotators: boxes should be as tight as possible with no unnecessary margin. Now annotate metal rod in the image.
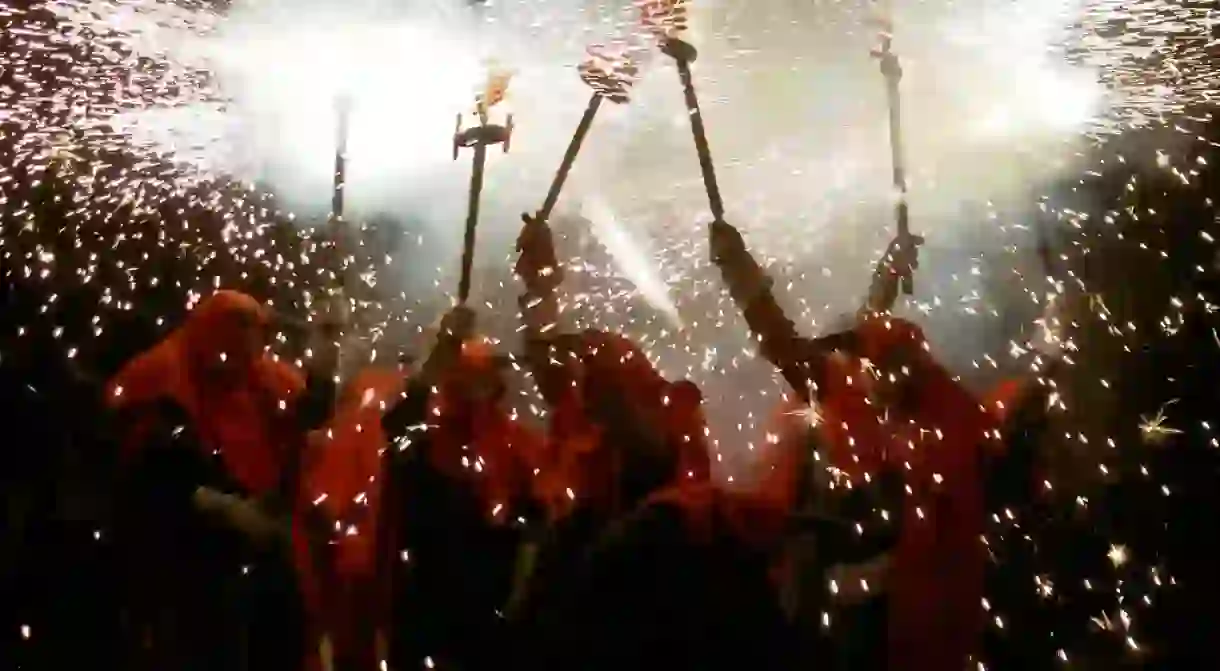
[459,141,488,303]
[674,58,724,222]
[332,97,350,227]
[877,37,915,296]
[328,97,352,297]
[538,93,603,222]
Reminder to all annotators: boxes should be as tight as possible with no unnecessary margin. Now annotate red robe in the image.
[386,341,547,670]
[824,317,998,671]
[540,331,712,521]
[106,290,311,668]
[753,397,814,514]
[426,340,546,524]
[301,367,405,671]
[750,313,1045,670]
[107,290,305,490]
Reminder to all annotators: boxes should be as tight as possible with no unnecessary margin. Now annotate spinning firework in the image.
[519,43,639,273]
[453,67,515,304]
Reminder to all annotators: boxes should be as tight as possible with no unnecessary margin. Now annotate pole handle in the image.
[459,142,488,304]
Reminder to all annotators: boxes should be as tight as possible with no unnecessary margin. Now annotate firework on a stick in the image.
[454,65,515,303]
[578,42,640,103]
[636,0,689,41]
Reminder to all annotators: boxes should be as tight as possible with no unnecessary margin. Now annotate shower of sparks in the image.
[0,0,1209,473]
[581,194,683,329]
[0,3,1217,662]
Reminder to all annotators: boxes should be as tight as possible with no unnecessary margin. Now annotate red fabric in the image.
[754,398,815,513]
[984,377,1028,454]
[106,289,305,495]
[542,331,712,520]
[545,392,616,518]
[558,334,712,517]
[753,346,893,512]
[106,290,315,668]
[984,378,1025,423]
[307,368,404,575]
[301,367,405,669]
[821,317,997,670]
[428,340,546,525]
[667,380,714,482]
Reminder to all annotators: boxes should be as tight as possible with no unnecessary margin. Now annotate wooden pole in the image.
[454,105,513,304]
[536,93,603,223]
[662,37,725,223]
[459,139,488,303]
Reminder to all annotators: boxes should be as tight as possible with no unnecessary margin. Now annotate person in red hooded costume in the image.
[105,290,337,671]
[369,306,546,671]
[507,213,714,643]
[300,362,407,671]
[515,214,712,511]
[711,220,1061,670]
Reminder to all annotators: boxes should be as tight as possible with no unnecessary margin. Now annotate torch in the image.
[453,68,515,304]
[639,0,725,224]
[526,44,638,227]
[870,2,917,296]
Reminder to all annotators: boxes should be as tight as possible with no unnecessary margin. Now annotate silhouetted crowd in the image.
[0,194,1124,671]
[3,111,1220,671]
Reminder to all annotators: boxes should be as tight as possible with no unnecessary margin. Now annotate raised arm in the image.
[709,220,826,402]
[515,214,579,407]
